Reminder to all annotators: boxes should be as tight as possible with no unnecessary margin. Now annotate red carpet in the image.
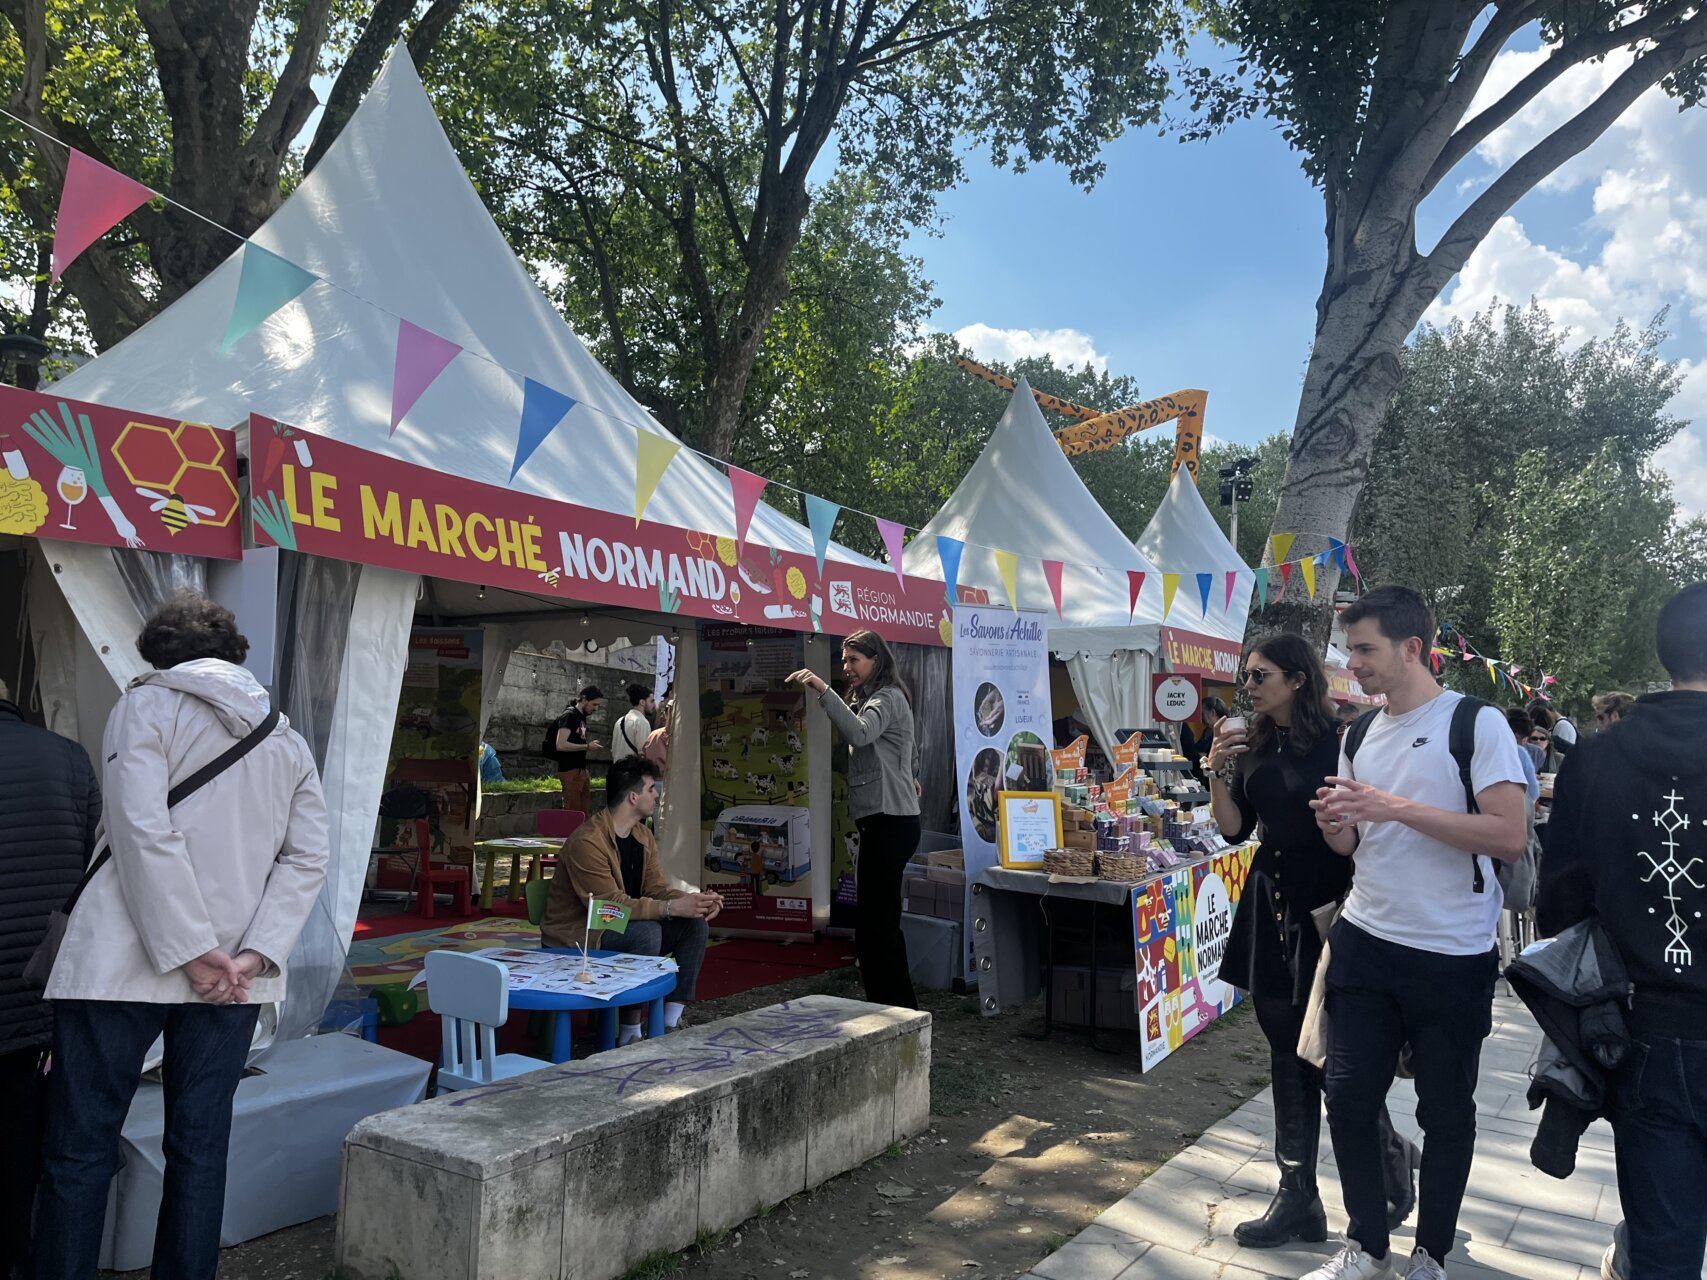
[351,900,526,941]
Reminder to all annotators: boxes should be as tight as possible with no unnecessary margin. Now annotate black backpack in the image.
[1342,696,1538,908]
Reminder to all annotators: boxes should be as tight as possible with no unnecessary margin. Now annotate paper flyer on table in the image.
[408,948,676,1001]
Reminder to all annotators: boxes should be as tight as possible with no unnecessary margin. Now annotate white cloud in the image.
[952,323,1109,372]
[1425,45,1707,507]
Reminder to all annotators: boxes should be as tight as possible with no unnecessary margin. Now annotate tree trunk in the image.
[700,232,801,461]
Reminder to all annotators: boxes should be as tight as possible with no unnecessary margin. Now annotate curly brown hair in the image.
[136,589,250,669]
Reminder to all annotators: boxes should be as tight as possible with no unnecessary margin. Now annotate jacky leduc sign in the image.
[0,386,242,559]
[248,418,950,646]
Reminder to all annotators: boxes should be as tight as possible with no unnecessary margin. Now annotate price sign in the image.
[1152,673,1203,723]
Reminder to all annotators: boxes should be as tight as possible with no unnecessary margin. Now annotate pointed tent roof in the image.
[1135,469,1253,645]
[902,379,1164,655]
[55,46,877,571]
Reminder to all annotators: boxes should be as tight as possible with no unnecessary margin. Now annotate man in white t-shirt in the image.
[1303,586,1530,1280]
[610,684,657,763]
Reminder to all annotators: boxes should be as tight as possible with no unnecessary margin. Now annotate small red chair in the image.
[410,818,473,919]
[529,809,586,884]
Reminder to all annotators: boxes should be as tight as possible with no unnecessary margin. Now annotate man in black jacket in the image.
[1539,581,1707,1280]
[0,679,101,1279]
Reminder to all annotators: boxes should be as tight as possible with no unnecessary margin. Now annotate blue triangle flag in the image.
[805,494,840,576]
[1196,572,1213,617]
[936,535,964,607]
[222,244,319,351]
[1329,537,1349,573]
[510,378,578,479]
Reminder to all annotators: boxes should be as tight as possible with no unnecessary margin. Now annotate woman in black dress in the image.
[1206,633,1416,1248]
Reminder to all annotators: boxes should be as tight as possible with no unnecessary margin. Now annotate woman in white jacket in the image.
[35,591,328,1280]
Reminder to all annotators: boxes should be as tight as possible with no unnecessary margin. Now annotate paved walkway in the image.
[1027,994,1620,1280]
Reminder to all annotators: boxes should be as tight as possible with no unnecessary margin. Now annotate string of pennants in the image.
[47,134,1356,619]
[1433,621,1557,702]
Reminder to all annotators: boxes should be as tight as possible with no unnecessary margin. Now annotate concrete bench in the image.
[336,995,931,1280]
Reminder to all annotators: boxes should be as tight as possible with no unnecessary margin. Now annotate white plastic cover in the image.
[1135,469,1253,645]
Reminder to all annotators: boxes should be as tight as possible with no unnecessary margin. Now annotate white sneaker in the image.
[1301,1239,1394,1280]
[1405,1247,1447,1280]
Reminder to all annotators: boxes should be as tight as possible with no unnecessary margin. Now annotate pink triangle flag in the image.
[1224,570,1239,610]
[1043,559,1065,617]
[389,319,462,435]
[875,518,907,588]
[729,466,768,553]
[1127,570,1146,621]
[52,150,154,281]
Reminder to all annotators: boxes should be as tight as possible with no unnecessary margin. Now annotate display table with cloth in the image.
[99,1033,430,1271]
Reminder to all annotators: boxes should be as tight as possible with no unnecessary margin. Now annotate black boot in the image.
[1380,1107,1419,1231]
[1236,1052,1329,1248]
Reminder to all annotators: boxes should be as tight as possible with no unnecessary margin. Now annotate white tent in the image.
[32,43,864,1017]
[903,381,1167,749]
[1135,469,1253,648]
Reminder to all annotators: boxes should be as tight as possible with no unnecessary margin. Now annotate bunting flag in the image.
[1127,570,1146,621]
[1252,566,1269,605]
[875,518,908,588]
[936,535,964,606]
[1195,572,1213,617]
[1043,559,1065,617]
[509,377,578,479]
[1345,544,1363,590]
[1300,556,1318,600]
[1270,533,1296,568]
[52,149,155,281]
[728,466,768,554]
[1224,570,1239,611]
[994,548,1020,612]
[1279,561,1294,594]
[1161,572,1181,618]
[221,243,320,352]
[634,433,680,526]
[1329,537,1349,574]
[389,319,462,435]
[804,494,840,575]
[1487,659,1498,686]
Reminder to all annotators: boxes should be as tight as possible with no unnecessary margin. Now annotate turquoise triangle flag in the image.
[936,535,964,606]
[221,244,319,351]
[1195,572,1213,617]
[510,378,578,479]
[805,494,840,576]
[1253,566,1269,604]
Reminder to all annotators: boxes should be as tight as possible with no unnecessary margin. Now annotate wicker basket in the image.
[1043,848,1096,877]
[1096,852,1149,882]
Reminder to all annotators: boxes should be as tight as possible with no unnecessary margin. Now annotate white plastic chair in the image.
[424,951,548,1095]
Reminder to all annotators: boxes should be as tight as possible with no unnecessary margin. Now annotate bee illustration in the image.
[537,566,562,588]
[136,487,216,534]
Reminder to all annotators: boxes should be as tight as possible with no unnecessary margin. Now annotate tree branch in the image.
[246,0,331,166]
[405,0,465,70]
[304,0,414,172]
[1428,14,1707,278]
[684,0,769,124]
[857,18,992,70]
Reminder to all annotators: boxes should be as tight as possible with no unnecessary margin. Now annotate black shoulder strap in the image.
[1341,709,1380,774]
[61,706,281,916]
[1449,695,1489,892]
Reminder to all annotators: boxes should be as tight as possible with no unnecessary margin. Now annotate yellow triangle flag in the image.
[994,549,1020,612]
[635,433,680,525]
[1161,572,1181,618]
[1270,533,1296,567]
[1488,659,1498,685]
[1300,556,1317,600]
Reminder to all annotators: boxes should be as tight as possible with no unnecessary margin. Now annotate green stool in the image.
[372,983,419,1026]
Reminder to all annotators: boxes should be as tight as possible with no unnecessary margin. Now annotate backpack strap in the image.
[1340,708,1381,774]
[1450,696,1490,893]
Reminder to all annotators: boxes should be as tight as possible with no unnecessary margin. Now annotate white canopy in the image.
[902,380,1165,658]
[1135,469,1253,646]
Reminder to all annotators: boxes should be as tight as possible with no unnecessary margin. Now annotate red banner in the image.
[248,417,950,646]
[0,386,241,559]
[1160,625,1242,681]
[1328,665,1382,706]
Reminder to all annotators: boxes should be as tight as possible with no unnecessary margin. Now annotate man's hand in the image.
[589,740,606,752]
[675,892,722,919]
[233,950,269,984]
[184,949,248,1005]
[1314,778,1406,827]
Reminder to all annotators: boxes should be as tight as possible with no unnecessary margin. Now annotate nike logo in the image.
[1411,737,1430,748]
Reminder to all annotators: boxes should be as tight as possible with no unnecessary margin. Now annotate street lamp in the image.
[0,330,49,388]
[1218,457,1257,547]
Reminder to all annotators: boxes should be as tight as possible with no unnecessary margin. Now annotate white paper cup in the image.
[1221,716,1247,734]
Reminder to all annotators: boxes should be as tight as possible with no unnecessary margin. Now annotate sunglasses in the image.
[1527,734,1550,745]
[1242,668,1296,686]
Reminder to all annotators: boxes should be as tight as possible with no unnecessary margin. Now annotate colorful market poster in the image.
[0,385,241,559]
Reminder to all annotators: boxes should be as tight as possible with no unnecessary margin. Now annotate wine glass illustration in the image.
[57,465,87,530]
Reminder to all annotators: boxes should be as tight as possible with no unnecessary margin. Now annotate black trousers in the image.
[1,1046,48,1278]
[1611,1033,1707,1280]
[1324,921,1497,1263]
[855,812,920,1010]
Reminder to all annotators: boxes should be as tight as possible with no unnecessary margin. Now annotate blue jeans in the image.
[601,916,708,1004]
[1611,1035,1707,1280]
[35,1000,259,1280]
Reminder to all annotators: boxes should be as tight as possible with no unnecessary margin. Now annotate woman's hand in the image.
[1205,726,1248,775]
[787,668,828,695]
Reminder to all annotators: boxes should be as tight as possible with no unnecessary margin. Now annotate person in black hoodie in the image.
[1539,580,1707,1280]
[0,678,101,1280]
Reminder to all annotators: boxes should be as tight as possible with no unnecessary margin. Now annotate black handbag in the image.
[23,707,280,989]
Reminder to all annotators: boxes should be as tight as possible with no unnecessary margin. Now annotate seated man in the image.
[541,757,721,1042]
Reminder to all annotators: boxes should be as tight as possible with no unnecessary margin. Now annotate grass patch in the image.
[622,1249,683,1280]
[693,1227,728,1254]
[1041,1234,1070,1256]
[930,1059,999,1117]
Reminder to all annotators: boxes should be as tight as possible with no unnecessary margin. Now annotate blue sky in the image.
[905,38,1707,515]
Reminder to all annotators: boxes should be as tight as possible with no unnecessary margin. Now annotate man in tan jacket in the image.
[542,757,718,1042]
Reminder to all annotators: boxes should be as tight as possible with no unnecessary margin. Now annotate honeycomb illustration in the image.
[111,421,240,527]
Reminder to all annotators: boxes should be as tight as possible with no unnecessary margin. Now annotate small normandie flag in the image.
[589,898,631,933]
